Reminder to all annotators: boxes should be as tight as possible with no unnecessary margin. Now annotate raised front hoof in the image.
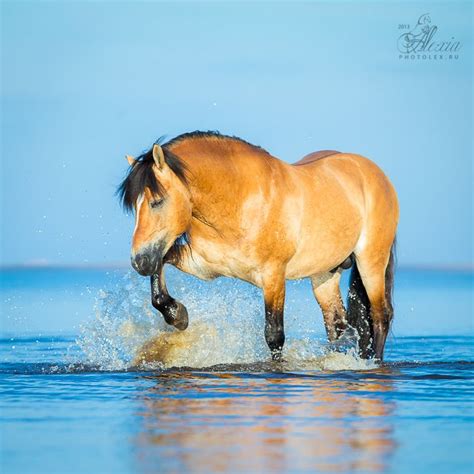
[158,300,189,331]
[171,302,189,331]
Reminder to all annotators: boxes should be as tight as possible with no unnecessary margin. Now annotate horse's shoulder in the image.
[292,150,341,166]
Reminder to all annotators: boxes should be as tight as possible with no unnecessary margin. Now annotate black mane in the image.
[117,131,269,212]
[117,140,187,212]
[164,130,270,155]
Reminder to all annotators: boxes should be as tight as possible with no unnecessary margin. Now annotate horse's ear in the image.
[125,155,136,166]
[152,144,166,169]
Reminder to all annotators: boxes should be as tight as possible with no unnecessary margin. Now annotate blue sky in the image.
[1,1,472,267]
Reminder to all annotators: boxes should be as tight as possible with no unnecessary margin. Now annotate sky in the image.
[1,1,472,268]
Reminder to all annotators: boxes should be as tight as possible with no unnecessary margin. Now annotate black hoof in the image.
[159,299,189,331]
[172,302,189,331]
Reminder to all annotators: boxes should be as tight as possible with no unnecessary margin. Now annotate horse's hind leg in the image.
[354,245,395,360]
[311,270,347,341]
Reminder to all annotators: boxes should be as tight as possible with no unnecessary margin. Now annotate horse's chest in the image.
[175,241,259,284]
[174,249,220,281]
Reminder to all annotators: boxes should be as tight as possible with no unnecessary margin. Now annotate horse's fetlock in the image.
[151,292,166,308]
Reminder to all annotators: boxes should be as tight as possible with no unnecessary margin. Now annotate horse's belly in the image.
[285,220,361,279]
[285,245,356,279]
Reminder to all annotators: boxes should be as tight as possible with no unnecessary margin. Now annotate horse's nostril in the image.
[136,254,149,269]
[132,253,155,275]
[131,249,159,276]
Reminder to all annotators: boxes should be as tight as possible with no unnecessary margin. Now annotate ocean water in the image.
[0,267,473,473]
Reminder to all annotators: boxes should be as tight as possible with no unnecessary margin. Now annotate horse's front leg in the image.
[262,272,286,361]
[150,268,188,330]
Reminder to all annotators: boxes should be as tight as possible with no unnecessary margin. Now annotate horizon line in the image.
[0,262,472,273]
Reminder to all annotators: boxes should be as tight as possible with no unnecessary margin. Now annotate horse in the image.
[118,131,399,360]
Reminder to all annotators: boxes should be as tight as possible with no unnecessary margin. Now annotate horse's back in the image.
[292,150,341,166]
[291,151,396,200]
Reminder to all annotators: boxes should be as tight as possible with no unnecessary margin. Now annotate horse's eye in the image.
[150,198,164,209]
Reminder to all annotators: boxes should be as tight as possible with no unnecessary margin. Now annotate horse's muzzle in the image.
[131,250,161,276]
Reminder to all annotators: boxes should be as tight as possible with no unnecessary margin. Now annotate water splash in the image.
[77,269,265,370]
[77,268,376,371]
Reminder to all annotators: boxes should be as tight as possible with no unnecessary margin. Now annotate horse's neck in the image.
[185,154,245,234]
[173,142,281,240]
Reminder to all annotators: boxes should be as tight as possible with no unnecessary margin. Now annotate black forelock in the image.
[117,140,188,213]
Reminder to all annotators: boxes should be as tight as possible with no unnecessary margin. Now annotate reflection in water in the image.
[134,370,396,473]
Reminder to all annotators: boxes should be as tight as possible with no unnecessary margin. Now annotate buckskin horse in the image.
[118,131,399,360]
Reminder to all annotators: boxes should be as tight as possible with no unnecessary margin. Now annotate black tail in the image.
[347,258,373,358]
[347,239,396,359]
[384,239,396,327]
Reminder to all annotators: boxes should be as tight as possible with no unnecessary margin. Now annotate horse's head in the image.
[118,143,190,276]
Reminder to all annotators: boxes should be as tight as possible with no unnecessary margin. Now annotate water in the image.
[1,268,473,473]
